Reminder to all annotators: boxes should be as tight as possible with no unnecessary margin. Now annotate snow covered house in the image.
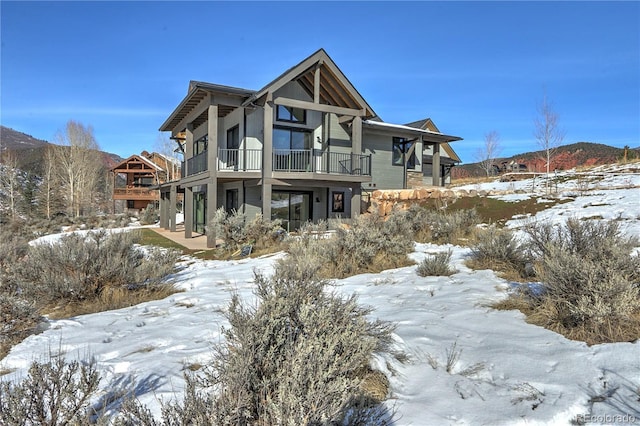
[157,48,461,246]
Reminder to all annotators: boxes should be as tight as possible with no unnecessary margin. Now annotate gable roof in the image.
[405,118,462,163]
[160,82,254,132]
[110,154,164,173]
[243,48,377,119]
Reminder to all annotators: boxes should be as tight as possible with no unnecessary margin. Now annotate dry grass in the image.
[44,284,180,320]
[501,298,640,345]
[359,366,390,403]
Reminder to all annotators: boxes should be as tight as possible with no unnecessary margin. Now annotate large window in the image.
[392,137,416,168]
[273,128,313,171]
[273,127,312,150]
[194,135,208,156]
[276,105,306,123]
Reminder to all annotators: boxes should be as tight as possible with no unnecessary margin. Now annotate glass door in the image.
[271,191,312,231]
[193,191,206,234]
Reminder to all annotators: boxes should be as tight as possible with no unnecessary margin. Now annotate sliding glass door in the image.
[271,191,312,231]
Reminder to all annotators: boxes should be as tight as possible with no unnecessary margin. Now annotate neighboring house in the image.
[157,49,462,247]
[111,152,181,212]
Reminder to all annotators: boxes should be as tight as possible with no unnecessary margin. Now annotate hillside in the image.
[454,142,638,178]
[0,126,123,173]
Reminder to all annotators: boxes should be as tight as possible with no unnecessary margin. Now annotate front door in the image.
[271,191,312,231]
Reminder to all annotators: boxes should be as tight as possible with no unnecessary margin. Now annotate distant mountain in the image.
[454,142,639,178]
[0,126,50,151]
[0,126,123,174]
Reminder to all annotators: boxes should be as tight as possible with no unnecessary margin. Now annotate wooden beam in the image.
[173,94,211,134]
[274,97,365,117]
[314,64,321,103]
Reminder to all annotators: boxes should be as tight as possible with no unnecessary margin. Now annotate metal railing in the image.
[218,149,262,171]
[182,148,372,176]
[185,150,208,176]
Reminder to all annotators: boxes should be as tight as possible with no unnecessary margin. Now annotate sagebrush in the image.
[119,254,395,425]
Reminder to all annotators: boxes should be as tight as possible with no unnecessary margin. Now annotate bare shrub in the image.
[324,214,413,277]
[417,250,456,277]
[0,295,41,359]
[11,230,179,307]
[500,218,640,344]
[0,356,101,425]
[120,261,395,425]
[139,205,158,225]
[469,226,526,275]
[208,208,284,251]
[404,205,480,244]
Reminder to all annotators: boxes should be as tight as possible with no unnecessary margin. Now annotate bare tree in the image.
[154,133,181,181]
[534,94,565,192]
[0,151,21,220]
[38,145,63,219]
[54,121,104,217]
[474,131,502,177]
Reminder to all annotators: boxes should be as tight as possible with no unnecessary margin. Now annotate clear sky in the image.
[1,1,638,164]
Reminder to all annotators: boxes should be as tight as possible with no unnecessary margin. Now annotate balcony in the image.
[181,149,372,177]
[113,187,159,201]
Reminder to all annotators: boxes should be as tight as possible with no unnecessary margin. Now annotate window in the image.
[194,135,208,156]
[273,127,312,150]
[276,105,306,123]
[227,126,239,150]
[332,191,345,213]
[226,189,238,212]
[392,137,416,168]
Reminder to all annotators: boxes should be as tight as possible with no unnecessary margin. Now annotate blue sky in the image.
[1,1,638,164]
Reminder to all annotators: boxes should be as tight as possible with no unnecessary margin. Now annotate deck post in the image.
[206,102,219,248]
[432,143,441,186]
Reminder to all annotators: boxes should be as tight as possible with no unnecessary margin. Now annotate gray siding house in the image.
[158,49,461,247]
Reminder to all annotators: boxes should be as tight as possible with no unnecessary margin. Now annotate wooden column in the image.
[432,143,441,186]
[262,100,273,220]
[352,116,362,155]
[207,103,219,248]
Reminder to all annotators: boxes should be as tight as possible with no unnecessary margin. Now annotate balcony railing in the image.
[113,187,159,200]
[185,150,208,176]
[271,150,371,176]
[182,149,372,177]
[218,149,262,171]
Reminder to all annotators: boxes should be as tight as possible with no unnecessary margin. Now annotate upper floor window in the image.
[194,135,208,156]
[276,105,306,124]
[227,126,239,150]
[392,137,416,168]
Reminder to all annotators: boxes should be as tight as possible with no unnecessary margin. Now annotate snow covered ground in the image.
[2,164,640,425]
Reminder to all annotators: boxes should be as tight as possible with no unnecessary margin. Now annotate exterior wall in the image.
[245,107,264,150]
[328,113,352,154]
[363,133,404,189]
[244,185,262,220]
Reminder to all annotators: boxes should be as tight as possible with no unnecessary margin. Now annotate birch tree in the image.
[54,121,103,217]
[0,151,21,220]
[154,133,181,181]
[474,130,502,177]
[534,94,565,192]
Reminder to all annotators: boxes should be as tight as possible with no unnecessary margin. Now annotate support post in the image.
[262,100,273,220]
[206,102,219,248]
[432,143,441,186]
[169,184,177,232]
[184,186,193,238]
